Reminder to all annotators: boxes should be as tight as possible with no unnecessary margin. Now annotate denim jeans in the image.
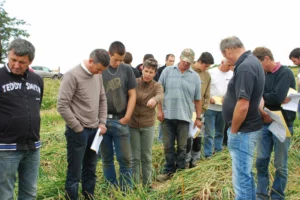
[227,127,260,200]
[204,110,225,157]
[256,125,293,200]
[130,126,155,186]
[65,126,99,200]
[157,123,163,142]
[0,149,40,200]
[100,119,132,190]
[162,119,189,173]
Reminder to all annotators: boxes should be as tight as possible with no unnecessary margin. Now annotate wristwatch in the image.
[196,117,202,121]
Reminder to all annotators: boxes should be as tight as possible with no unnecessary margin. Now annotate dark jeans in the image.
[65,126,98,200]
[162,119,189,174]
[223,123,229,146]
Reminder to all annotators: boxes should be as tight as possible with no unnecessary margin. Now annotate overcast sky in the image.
[4,0,300,73]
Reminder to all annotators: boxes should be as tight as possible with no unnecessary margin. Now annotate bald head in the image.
[219,58,233,72]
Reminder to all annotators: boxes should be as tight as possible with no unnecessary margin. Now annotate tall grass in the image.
[34,73,300,199]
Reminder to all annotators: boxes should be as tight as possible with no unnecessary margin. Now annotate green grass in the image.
[41,79,61,110]
[33,74,300,199]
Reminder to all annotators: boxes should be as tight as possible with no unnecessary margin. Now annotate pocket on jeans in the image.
[117,123,129,137]
[227,128,239,137]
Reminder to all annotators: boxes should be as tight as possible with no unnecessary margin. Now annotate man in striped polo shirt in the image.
[156,48,202,182]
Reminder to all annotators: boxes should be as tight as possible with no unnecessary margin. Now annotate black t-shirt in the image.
[102,63,137,115]
[222,51,265,132]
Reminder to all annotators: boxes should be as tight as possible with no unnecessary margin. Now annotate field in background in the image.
[33,68,300,199]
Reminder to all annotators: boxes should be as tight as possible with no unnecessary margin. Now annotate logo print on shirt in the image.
[106,78,121,93]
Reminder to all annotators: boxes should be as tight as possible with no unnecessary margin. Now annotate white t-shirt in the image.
[208,67,233,111]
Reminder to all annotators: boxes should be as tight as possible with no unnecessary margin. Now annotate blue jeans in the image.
[0,149,40,200]
[157,123,163,142]
[227,127,260,200]
[204,110,225,157]
[162,119,189,173]
[100,119,132,190]
[65,126,99,200]
[256,125,293,200]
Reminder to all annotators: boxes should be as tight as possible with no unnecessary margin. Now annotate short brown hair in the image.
[124,52,133,64]
[143,58,158,72]
[253,47,274,61]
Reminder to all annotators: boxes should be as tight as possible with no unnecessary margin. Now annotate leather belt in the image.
[107,114,124,120]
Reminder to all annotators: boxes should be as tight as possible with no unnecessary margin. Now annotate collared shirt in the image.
[222,51,265,132]
[81,62,92,75]
[271,62,281,73]
[158,64,201,122]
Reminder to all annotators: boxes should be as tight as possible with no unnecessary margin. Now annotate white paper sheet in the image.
[281,93,300,112]
[189,120,201,138]
[264,108,286,142]
[90,128,103,154]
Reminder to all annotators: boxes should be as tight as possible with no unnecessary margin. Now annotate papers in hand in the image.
[212,96,223,105]
[189,112,201,138]
[189,121,201,138]
[264,108,291,143]
[281,88,300,112]
[90,128,103,154]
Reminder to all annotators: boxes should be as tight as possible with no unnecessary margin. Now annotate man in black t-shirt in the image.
[220,36,265,200]
[101,41,137,191]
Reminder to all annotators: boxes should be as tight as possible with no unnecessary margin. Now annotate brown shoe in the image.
[156,173,172,182]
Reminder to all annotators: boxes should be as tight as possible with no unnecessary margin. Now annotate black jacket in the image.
[154,65,166,81]
[0,65,44,150]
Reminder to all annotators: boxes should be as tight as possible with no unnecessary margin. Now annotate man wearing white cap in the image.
[156,48,202,182]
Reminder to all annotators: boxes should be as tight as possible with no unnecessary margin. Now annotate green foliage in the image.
[0,0,30,63]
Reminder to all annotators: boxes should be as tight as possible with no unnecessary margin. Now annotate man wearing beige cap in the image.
[156,48,202,182]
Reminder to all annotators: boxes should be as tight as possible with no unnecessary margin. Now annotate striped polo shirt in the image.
[158,64,201,122]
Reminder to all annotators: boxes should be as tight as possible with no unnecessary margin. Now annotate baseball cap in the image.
[181,48,195,64]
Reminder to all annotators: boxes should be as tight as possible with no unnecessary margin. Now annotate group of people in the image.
[0,37,299,200]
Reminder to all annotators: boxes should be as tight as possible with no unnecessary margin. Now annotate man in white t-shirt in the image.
[204,58,233,158]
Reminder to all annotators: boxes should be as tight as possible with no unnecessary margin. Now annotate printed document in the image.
[264,108,291,143]
[281,88,300,112]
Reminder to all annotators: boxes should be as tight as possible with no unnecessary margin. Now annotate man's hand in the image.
[98,124,107,135]
[261,112,273,124]
[157,110,164,122]
[194,119,202,129]
[146,98,157,108]
[119,116,130,125]
[282,97,291,104]
[210,98,215,104]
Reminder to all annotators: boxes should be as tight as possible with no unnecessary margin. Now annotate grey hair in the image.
[8,38,35,62]
[90,49,110,67]
[220,36,244,53]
